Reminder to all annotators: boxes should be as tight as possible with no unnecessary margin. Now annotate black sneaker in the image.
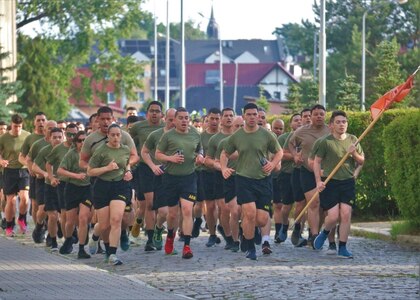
[1,218,6,230]
[72,228,79,244]
[59,238,73,255]
[45,234,52,248]
[231,241,240,252]
[224,241,234,250]
[32,228,44,244]
[274,232,281,244]
[206,235,217,247]
[145,241,157,252]
[291,229,300,246]
[96,242,105,254]
[78,249,91,259]
[192,218,203,238]
[254,227,262,245]
[262,241,272,255]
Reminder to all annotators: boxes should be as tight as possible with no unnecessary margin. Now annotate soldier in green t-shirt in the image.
[220,103,283,260]
[87,124,133,266]
[140,108,176,251]
[0,120,8,229]
[312,111,364,259]
[0,114,31,237]
[129,101,164,251]
[156,107,204,259]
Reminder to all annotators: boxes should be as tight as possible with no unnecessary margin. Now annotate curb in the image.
[351,227,420,250]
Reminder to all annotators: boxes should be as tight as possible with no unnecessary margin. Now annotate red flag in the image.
[370,75,414,119]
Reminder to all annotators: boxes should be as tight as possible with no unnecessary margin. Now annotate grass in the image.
[390,220,420,239]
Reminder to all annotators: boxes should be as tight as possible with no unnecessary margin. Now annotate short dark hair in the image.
[243,103,258,113]
[330,110,347,123]
[257,107,266,112]
[57,120,66,124]
[208,107,221,115]
[126,106,137,112]
[35,112,46,117]
[107,123,121,132]
[127,115,139,125]
[89,113,97,123]
[11,114,23,124]
[222,107,235,116]
[97,106,113,116]
[66,123,78,130]
[300,108,311,116]
[175,107,188,117]
[73,130,86,144]
[50,127,63,135]
[290,113,301,123]
[147,101,163,111]
[0,121,7,126]
[311,104,326,113]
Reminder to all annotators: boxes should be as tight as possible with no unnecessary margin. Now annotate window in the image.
[273,92,281,100]
[107,92,115,104]
[205,70,220,85]
[137,92,145,103]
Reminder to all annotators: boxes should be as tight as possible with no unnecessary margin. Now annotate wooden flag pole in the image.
[291,67,419,228]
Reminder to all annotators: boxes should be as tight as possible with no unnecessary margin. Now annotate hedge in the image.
[383,111,420,225]
[268,108,420,219]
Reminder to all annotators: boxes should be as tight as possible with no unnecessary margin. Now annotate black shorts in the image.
[291,168,305,202]
[29,175,36,199]
[152,175,166,210]
[196,170,205,202]
[223,175,236,203]
[44,184,59,212]
[320,178,356,211]
[138,163,155,194]
[214,171,225,199]
[300,167,317,194]
[161,172,197,207]
[272,175,281,204]
[3,168,29,195]
[278,172,294,205]
[35,178,45,205]
[134,167,145,201]
[93,178,132,210]
[202,171,216,200]
[0,174,3,190]
[65,182,92,210]
[235,175,272,212]
[56,181,66,211]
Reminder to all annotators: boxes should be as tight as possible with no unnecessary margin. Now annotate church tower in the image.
[206,6,219,40]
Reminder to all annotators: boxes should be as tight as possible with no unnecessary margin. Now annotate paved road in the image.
[2,228,419,299]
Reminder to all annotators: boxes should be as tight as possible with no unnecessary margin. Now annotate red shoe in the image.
[182,245,193,259]
[164,234,175,255]
[18,219,27,234]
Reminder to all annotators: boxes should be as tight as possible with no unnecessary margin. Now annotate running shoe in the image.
[224,240,234,250]
[77,249,91,259]
[262,241,272,255]
[274,232,281,244]
[164,234,175,255]
[326,243,337,255]
[291,229,300,246]
[182,245,193,259]
[71,229,78,244]
[231,241,240,252]
[32,227,43,244]
[59,238,73,255]
[5,227,15,237]
[245,248,257,261]
[254,227,262,245]
[206,235,217,247]
[131,219,142,238]
[51,241,59,252]
[109,254,123,265]
[145,241,157,252]
[295,237,308,247]
[152,226,164,250]
[17,219,27,234]
[278,226,288,243]
[45,234,52,247]
[120,230,130,251]
[88,238,98,255]
[192,218,202,238]
[338,246,353,259]
[313,231,327,250]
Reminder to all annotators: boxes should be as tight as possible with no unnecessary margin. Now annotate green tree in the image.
[335,75,361,111]
[300,79,318,108]
[286,82,304,112]
[255,86,269,112]
[0,47,24,119]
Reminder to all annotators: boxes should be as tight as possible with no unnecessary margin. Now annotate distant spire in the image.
[206,5,219,40]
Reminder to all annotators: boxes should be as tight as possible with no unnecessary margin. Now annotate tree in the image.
[334,75,361,111]
[286,82,304,112]
[300,79,318,108]
[255,86,269,112]
[0,47,24,120]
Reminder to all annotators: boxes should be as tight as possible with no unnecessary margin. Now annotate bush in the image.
[383,110,420,225]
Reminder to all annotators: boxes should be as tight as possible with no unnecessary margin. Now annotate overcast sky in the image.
[141,0,317,40]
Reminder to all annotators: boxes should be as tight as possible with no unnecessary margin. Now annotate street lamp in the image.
[319,0,326,108]
[361,0,408,111]
[180,0,186,108]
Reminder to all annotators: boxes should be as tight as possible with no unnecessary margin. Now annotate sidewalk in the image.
[0,236,187,300]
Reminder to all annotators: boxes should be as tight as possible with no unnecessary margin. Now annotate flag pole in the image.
[291,67,419,227]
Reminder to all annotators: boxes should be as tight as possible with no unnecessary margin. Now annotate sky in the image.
[141,0,317,40]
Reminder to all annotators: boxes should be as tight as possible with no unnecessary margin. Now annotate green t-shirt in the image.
[34,144,53,184]
[197,130,217,172]
[288,124,330,171]
[215,137,237,170]
[21,133,44,157]
[129,120,164,159]
[46,143,71,182]
[278,132,293,174]
[157,128,201,176]
[144,128,165,165]
[314,133,363,180]
[59,148,90,186]
[81,130,135,159]
[207,132,230,159]
[88,143,131,181]
[28,138,49,162]
[0,131,31,169]
[224,127,281,179]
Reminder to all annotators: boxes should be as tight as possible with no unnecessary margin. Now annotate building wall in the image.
[260,68,292,101]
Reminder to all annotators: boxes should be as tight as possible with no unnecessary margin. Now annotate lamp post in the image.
[165,0,170,110]
[153,5,158,102]
[233,61,238,113]
[361,0,408,111]
[180,0,186,108]
[318,0,326,108]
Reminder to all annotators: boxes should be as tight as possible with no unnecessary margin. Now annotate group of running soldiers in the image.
[0,101,364,264]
